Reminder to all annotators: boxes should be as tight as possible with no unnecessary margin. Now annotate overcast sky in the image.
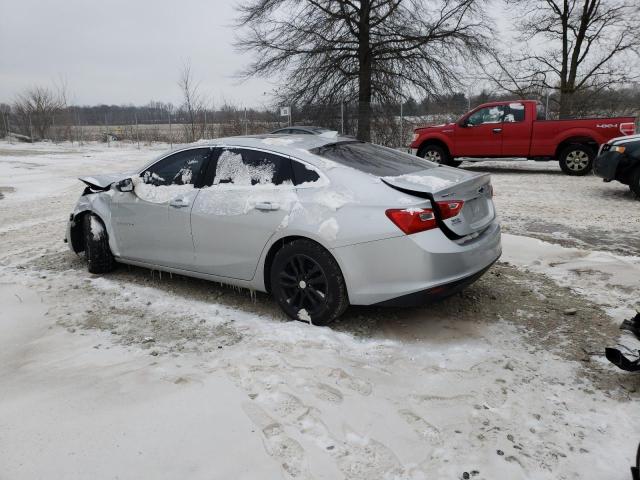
[0,0,275,107]
[0,0,517,108]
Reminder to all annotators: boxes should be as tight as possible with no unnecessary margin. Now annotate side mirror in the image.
[458,119,469,128]
[116,178,134,192]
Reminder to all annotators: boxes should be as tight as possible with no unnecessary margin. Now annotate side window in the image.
[142,148,209,186]
[504,103,525,123]
[467,106,505,126]
[213,148,294,186]
[536,103,546,120]
[292,160,320,185]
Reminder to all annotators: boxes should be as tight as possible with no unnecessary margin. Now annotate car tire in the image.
[630,166,640,198]
[83,214,115,274]
[418,144,461,168]
[558,144,594,176]
[270,239,348,325]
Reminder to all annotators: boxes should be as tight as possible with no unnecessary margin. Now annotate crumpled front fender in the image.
[66,190,120,256]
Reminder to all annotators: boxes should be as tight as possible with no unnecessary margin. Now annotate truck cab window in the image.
[504,103,525,123]
[467,106,505,126]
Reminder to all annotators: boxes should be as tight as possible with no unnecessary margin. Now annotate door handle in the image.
[492,128,502,133]
[255,202,280,211]
[169,197,189,208]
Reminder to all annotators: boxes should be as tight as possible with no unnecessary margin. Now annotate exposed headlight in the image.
[411,133,419,142]
[610,145,626,153]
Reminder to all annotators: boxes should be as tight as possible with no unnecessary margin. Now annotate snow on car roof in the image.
[194,133,354,169]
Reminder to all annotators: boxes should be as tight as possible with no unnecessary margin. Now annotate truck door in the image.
[501,102,531,157]
[454,105,504,157]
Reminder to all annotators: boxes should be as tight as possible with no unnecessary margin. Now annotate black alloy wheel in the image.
[279,254,328,316]
[270,239,348,325]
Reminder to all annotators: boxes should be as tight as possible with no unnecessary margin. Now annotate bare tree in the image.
[235,0,490,141]
[484,0,639,117]
[12,86,66,140]
[178,60,204,142]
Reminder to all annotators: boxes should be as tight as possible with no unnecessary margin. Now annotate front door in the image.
[111,147,212,269]
[191,147,296,280]
[500,102,530,157]
[454,105,505,157]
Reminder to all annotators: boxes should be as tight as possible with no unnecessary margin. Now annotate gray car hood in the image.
[79,173,132,190]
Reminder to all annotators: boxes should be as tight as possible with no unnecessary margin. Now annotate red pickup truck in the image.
[409,100,636,175]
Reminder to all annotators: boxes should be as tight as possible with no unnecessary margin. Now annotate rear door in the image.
[500,102,531,157]
[111,147,212,268]
[454,105,505,157]
[190,147,296,280]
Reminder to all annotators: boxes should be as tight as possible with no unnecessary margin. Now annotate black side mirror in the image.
[458,119,469,128]
[116,178,134,192]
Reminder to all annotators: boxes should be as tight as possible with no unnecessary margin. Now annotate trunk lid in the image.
[382,166,495,237]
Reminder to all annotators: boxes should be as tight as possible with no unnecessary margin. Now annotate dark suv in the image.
[594,134,640,197]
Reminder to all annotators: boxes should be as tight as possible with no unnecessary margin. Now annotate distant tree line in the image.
[1,84,639,145]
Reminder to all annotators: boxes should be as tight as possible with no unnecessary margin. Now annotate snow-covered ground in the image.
[0,141,638,480]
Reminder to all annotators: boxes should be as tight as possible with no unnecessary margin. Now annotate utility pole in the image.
[244,107,248,135]
[399,100,404,149]
[168,109,173,149]
[105,113,110,147]
[545,91,551,120]
[5,113,12,144]
[340,102,344,135]
[135,112,140,149]
[29,115,34,142]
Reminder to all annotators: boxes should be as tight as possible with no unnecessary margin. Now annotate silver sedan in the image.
[66,134,501,325]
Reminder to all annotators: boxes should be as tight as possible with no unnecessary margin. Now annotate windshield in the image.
[310,141,435,176]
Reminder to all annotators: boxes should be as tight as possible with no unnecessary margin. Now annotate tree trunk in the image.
[357,0,372,142]
[558,88,574,118]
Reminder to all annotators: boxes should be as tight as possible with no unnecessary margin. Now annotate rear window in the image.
[310,142,434,176]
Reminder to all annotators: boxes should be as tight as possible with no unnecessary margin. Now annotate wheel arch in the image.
[416,136,452,158]
[554,135,599,159]
[262,235,346,294]
[69,201,118,255]
[69,210,91,253]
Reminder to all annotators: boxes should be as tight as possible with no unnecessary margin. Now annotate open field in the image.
[0,141,639,480]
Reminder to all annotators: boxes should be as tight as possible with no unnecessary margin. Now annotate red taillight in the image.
[386,200,465,235]
[386,208,437,234]
[620,122,636,136]
[436,200,464,219]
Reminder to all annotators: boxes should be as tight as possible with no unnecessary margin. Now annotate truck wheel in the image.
[418,144,461,168]
[83,214,115,274]
[629,166,640,198]
[558,144,594,176]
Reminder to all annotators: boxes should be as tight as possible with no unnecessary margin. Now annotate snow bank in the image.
[502,233,640,321]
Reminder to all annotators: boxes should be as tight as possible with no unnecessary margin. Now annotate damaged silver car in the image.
[66,134,501,324]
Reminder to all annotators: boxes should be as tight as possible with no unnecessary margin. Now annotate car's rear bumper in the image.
[373,260,496,307]
[332,221,501,305]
